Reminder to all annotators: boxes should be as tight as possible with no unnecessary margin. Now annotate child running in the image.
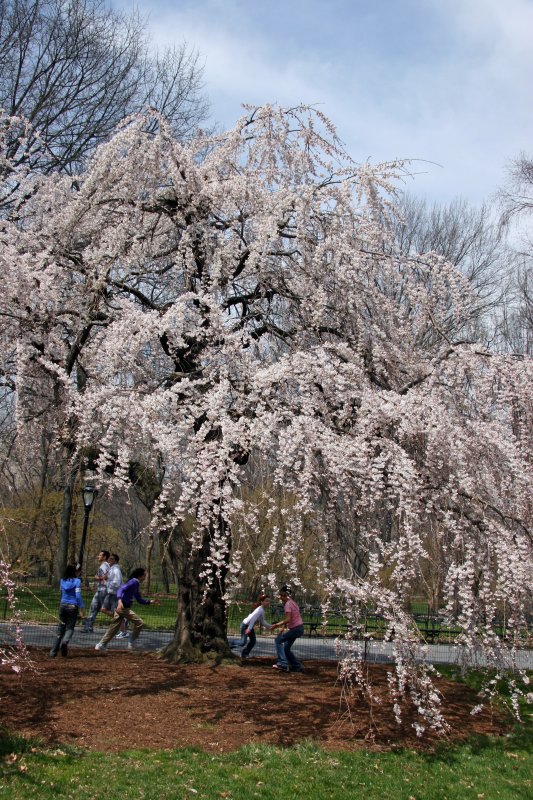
[94,567,159,652]
[236,593,273,659]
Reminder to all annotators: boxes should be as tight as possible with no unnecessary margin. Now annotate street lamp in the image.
[78,485,98,569]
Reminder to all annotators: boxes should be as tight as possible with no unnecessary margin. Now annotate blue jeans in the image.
[85,589,106,629]
[275,625,304,670]
[50,604,79,655]
[238,622,256,656]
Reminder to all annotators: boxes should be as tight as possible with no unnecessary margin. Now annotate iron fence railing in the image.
[2,583,532,651]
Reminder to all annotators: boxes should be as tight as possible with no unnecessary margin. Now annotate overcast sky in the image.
[117,0,533,206]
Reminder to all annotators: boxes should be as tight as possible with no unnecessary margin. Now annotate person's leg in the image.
[275,631,291,668]
[242,627,256,656]
[237,622,248,649]
[100,593,114,618]
[50,606,68,656]
[60,606,78,655]
[85,591,104,630]
[122,608,144,642]
[99,610,124,645]
[283,626,304,670]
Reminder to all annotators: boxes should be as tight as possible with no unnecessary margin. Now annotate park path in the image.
[2,621,532,668]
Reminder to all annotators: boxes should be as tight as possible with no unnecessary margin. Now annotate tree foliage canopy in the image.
[1,105,532,728]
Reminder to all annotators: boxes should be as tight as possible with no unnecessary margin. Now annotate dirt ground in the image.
[0,648,509,753]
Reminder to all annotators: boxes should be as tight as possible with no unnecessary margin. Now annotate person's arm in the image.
[243,607,260,634]
[116,581,129,611]
[270,613,290,629]
[133,584,159,606]
[75,581,85,617]
[270,607,291,630]
[257,607,273,631]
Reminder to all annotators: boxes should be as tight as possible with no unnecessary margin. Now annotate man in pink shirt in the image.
[270,585,304,673]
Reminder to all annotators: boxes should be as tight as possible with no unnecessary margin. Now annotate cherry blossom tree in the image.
[0,531,31,674]
[1,105,531,730]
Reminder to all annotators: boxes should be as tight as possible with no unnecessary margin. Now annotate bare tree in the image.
[0,0,208,175]
[393,193,512,342]
[495,259,533,355]
[500,152,533,229]
[497,153,533,354]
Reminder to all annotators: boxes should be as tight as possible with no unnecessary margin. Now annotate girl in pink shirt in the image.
[270,585,305,673]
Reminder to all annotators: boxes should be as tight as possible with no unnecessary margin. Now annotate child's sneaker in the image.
[94,642,107,652]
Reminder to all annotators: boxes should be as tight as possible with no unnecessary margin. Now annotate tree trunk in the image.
[55,452,79,584]
[28,431,51,544]
[160,519,234,664]
[161,552,172,594]
[145,531,154,593]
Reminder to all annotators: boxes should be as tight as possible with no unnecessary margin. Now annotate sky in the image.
[116,0,533,207]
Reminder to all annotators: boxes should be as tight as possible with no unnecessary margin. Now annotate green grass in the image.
[1,727,532,800]
[0,585,180,630]
[1,586,528,643]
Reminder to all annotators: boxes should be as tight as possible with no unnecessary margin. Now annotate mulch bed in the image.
[0,648,509,753]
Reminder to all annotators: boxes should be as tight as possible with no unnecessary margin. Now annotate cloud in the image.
[116,0,533,205]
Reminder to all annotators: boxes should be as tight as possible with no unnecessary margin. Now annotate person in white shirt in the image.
[102,553,122,616]
[237,594,273,659]
[83,550,110,632]
[101,553,128,637]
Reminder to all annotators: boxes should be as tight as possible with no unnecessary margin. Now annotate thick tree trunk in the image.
[160,519,234,664]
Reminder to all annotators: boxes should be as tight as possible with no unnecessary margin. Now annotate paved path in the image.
[2,621,532,668]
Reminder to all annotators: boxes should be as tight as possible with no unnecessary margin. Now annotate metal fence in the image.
[2,583,532,669]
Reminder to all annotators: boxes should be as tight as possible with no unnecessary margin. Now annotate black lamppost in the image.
[78,485,98,569]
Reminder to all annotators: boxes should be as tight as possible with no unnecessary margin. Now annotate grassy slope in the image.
[1,721,532,800]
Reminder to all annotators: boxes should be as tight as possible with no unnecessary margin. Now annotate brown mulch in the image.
[0,648,509,753]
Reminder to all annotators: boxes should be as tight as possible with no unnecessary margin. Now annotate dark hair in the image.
[279,585,292,596]
[253,593,269,609]
[110,553,120,562]
[128,567,146,581]
[99,550,110,560]
[63,564,78,579]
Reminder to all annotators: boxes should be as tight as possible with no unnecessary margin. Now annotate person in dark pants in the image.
[270,585,305,673]
[235,594,273,658]
[50,564,85,657]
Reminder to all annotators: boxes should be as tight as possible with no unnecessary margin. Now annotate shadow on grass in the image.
[0,728,35,756]
[384,715,533,770]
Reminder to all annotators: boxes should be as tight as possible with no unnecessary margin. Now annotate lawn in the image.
[1,733,532,800]
[1,649,532,800]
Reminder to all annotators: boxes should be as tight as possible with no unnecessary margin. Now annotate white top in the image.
[106,563,123,594]
[242,605,272,631]
[96,561,110,591]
